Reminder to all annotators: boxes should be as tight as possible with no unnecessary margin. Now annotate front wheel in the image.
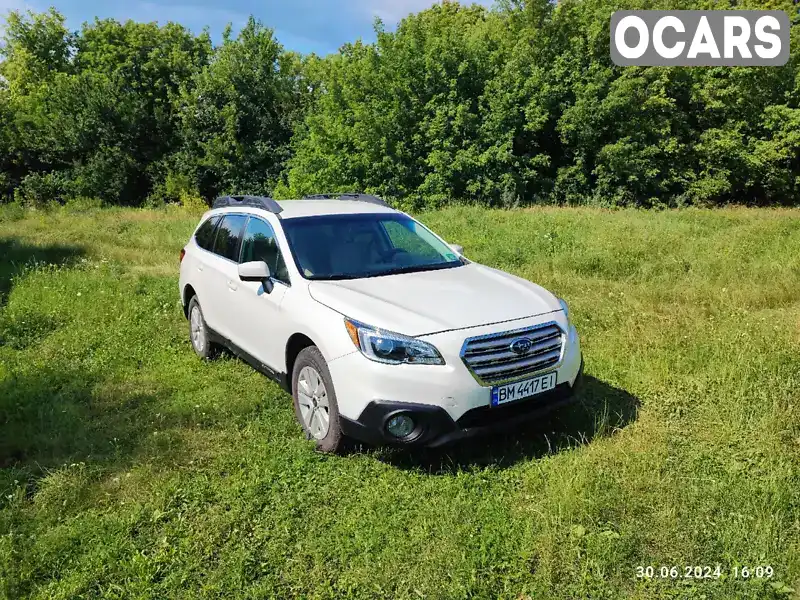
[291,346,345,453]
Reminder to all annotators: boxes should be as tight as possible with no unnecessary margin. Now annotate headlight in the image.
[558,297,570,321]
[344,318,445,365]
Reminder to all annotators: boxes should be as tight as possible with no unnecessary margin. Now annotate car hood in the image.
[307,263,561,336]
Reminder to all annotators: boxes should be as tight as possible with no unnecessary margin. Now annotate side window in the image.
[211,215,247,261]
[194,216,220,251]
[240,217,290,284]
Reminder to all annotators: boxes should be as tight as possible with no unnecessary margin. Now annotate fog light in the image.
[385,414,415,438]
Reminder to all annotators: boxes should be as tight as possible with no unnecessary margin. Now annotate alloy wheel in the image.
[190,305,205,352]
[297,365,330,440]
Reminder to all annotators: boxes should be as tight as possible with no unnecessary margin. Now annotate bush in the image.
[68,147,141,206]
[64,196,105,212]
[0,201,26,222]
[145,170,203,207]
[179,192,208,213]
[14,172,70,207]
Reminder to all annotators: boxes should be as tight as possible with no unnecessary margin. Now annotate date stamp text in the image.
[635,565,774,580]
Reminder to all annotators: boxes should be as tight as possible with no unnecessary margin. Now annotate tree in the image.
[1,1,799,208]
[0,8,74,96]
[176,17,305,200]
[282,3,504,207]
[0,10,211,204]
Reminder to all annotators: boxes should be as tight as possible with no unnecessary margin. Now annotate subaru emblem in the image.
[509,337,534,355]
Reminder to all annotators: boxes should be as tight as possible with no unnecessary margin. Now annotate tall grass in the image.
[1,204,798,599]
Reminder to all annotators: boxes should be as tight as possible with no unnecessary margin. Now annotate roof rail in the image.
[212,195,283,214]
[302,192,389,208]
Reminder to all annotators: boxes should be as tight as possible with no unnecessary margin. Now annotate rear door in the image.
[202,214,248,339]
[182,214,220,310]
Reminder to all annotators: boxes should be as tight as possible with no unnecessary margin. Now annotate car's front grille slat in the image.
[466,338,563,367]
[461,322,564,385]
[470,348,561,378]
[464,329,560,354]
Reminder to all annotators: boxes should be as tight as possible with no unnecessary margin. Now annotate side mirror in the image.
[239,261,274,293]
[450,244,464,256]
[239,260,271,282]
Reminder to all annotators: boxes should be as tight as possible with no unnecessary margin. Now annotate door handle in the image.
[197,264,204,272]
[227,280,238,292]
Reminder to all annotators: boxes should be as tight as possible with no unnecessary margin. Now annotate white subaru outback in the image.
[179,194,583,452]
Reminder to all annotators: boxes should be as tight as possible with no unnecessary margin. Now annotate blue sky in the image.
[0,0,494,55]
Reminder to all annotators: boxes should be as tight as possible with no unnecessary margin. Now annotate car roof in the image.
[277,199,398,218]
[206,199,400,220]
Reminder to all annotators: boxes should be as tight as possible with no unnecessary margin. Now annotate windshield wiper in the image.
[309,273,360,281]
[363,261,462,278]
[309,261,462,281]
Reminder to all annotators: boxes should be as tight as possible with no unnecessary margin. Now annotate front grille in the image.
[460,321,564,385]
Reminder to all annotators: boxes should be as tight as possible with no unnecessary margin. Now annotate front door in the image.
[230,216,291,372]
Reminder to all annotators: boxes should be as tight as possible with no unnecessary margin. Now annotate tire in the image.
[187,296,217,359]
[291,346,345,453]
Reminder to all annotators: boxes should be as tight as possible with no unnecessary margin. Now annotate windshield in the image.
[282,213,464,280]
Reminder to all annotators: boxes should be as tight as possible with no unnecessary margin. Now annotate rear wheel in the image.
[292,346,344,453]
[187,296,217,359]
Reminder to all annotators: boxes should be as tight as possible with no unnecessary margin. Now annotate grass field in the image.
[0,204,799,599]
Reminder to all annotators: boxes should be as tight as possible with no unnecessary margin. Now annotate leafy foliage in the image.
[1,13,212,205]
[279,3,507,209]
[175,18,307,200]
[284,0,800,207]
[1,1,800,207]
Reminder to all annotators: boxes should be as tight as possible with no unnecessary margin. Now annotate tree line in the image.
[1,0,798,210]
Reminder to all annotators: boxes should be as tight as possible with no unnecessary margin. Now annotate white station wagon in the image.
[179,194,583,452]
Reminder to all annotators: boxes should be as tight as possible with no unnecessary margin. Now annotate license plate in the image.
[491,372,557,407]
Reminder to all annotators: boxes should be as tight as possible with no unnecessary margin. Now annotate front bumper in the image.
[328,312,582,448]
[340,357,584,448]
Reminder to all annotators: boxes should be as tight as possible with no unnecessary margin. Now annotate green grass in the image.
[1,204,799,599]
